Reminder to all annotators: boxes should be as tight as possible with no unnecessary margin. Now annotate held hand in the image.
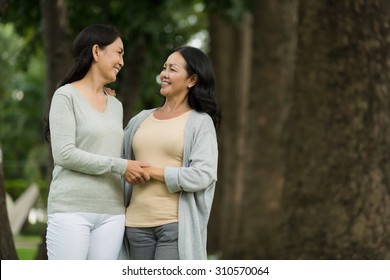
[124,160,151,184]
[142,166,165,183]
[104,87,116,96]
[140,161,151,168]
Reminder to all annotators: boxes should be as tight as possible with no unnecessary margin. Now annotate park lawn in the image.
[17,248,38,260]
[14,235,41,260]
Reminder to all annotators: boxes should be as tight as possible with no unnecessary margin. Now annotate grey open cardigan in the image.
[122,109,218,260]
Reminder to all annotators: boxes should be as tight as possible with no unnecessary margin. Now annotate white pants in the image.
[46,212,125,260]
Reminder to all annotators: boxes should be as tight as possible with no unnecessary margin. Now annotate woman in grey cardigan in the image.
[123,46,221,260]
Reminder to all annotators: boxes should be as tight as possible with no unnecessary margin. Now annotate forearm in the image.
[144,166,165,183]
[50,92,127,175]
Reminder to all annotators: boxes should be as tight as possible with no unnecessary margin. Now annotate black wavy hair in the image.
[171,46,222,130]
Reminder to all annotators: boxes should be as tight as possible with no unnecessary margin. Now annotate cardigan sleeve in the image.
[164,117,218,193]
[49,92,128,175]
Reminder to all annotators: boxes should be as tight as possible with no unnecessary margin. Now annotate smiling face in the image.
[159,51,196,98]
[93,37,124,83]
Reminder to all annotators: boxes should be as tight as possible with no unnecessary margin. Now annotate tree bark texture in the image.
[39,0,72,260]
[121,40,147,125]
[281,0,390,259]
[208,11,252,258]
[208,0,298,259]
[40,0,72,117]
[0,145,18,260]
[41,0,72,180]
[0,0,13,17]
[242,0,298,259]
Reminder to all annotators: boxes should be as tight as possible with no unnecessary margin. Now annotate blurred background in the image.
[1,0,390,260]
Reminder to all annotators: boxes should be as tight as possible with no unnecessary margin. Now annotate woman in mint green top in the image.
[45,24,149,260]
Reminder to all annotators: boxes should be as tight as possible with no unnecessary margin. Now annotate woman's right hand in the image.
[124,160,151,184]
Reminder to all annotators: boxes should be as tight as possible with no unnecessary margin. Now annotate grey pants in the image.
[125,222,179,260]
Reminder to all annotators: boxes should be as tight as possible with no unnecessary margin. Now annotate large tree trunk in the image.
[209,0,298,259]
[208,11,252,258]
[41,0,72,179]
[0,0,18,262]
[0,0,12,16]
[41,0,73,122]
[41,0,72,118]
[121,41,147,125]
[242,0,298,259]
[39,0,72,260]
[0,144,18,259]
[281,0,390,259]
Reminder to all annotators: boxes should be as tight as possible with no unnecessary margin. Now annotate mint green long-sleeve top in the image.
[47,84,128,215]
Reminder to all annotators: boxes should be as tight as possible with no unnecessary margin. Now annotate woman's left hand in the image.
[104,87,116,96]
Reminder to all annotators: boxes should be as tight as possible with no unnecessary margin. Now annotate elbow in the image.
[182,172,217,192]
[52,147,73,168]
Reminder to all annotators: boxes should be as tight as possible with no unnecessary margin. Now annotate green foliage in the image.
[97,0,207,109]
[4,179,29,200]
[0,23,24,99]
[0,0,210,191]
[21,220,47,236]
[205,0,249,25]
[0,24,46,182]
[62,0,209,111]
[0,0,42,71]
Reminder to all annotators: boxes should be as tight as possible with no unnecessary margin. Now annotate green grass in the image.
[17,248,38,260]
[14,235,41,243]
[14,235,41,260]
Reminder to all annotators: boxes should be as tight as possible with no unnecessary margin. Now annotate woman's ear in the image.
[188,74,198,88]
[92,44,100,61]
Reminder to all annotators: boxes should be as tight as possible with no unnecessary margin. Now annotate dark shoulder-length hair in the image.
[45,24,122,142]
[59,23,122,87]
[172,46,222,131]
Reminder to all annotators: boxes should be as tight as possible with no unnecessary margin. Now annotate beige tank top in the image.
[125,110,192,227]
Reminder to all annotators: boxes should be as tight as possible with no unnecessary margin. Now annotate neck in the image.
[161,97,190,113]
[75,73,105,95]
